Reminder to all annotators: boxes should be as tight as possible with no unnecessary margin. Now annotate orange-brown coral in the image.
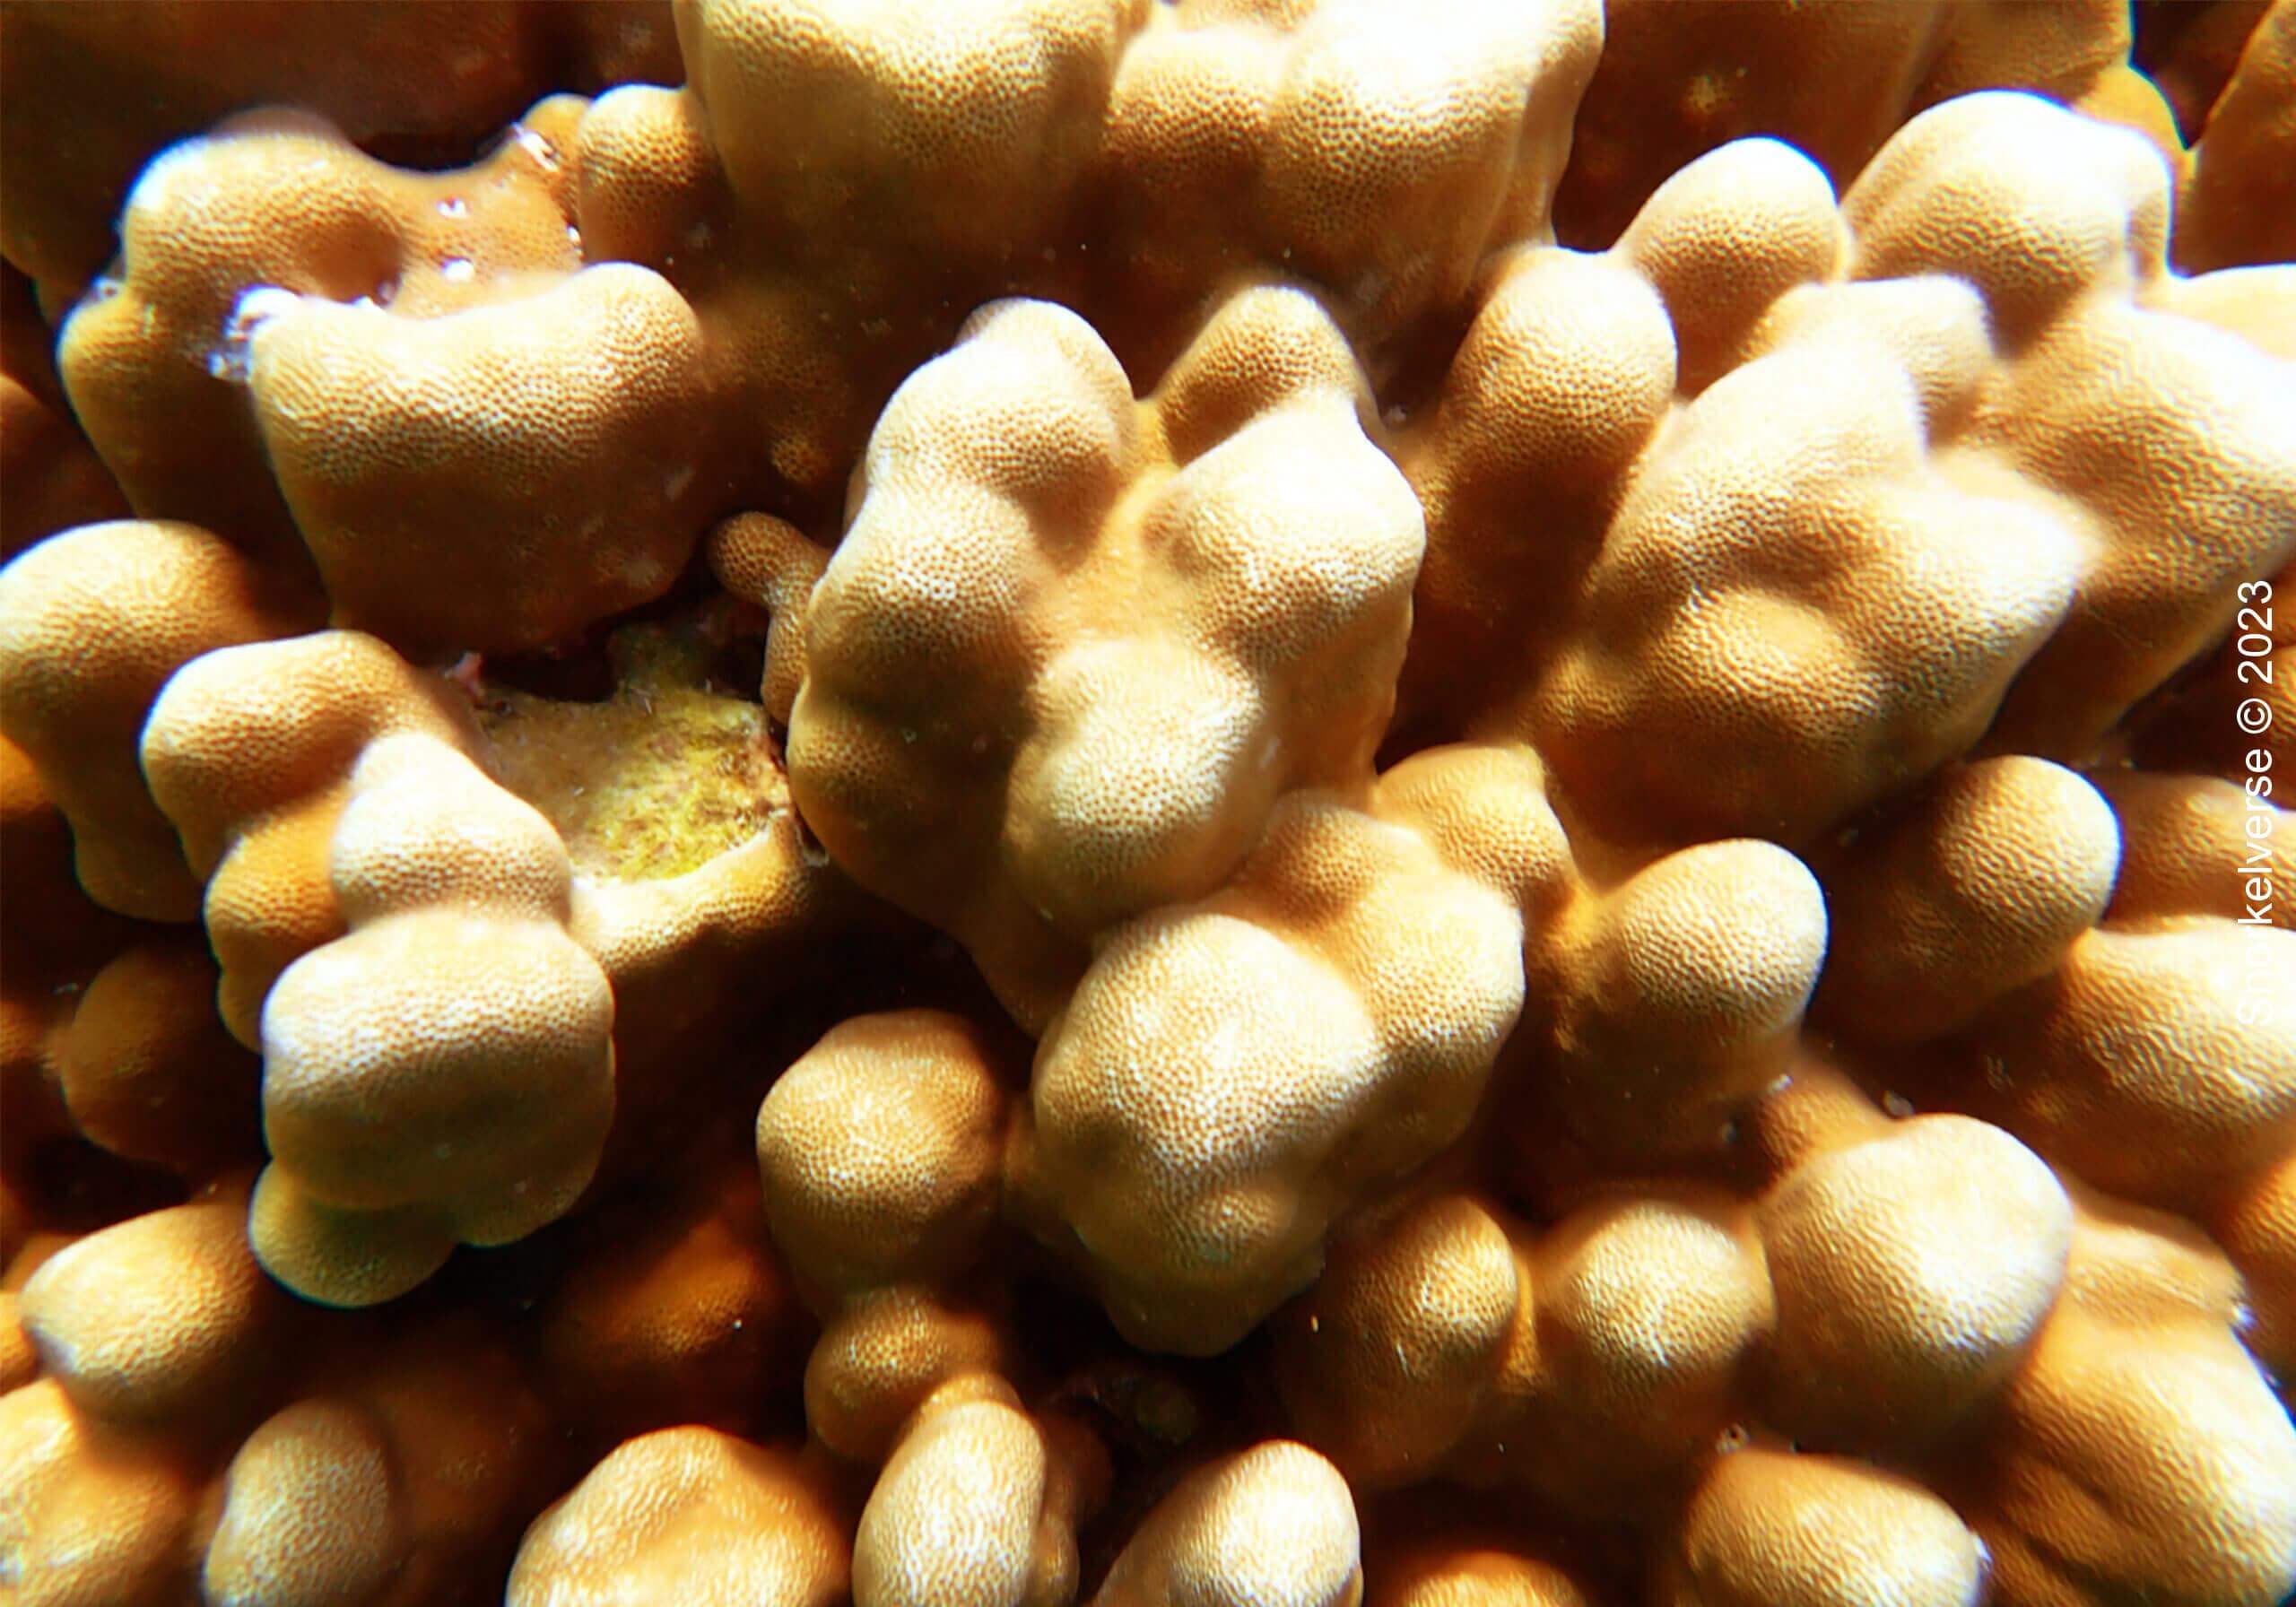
[2,1187,561,1606]
[1011,744,1559,1353]
[0,518,317,918]
[1398,92,2296,851]
[2173,0,2296,271]
[0,266,126,558]
[1279,1077,2296,1604]
[57,99,721,654]
[248,731,620,1307]
[1556,0,2179,249]
[508,1427,850,1607]
[756,1011,1114,1603]
[0,0,681,297]
[787,285,1423,1028]
[4,4,2294,1603]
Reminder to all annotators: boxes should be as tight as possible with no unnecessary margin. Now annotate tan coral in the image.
[1361,1522,1596,1607]
[756,1012,1012,1318]
[142,629,479,1048]
[674,0,1135,266]
[0,1377,209,1606]
[1522,265,2074,844]
[708,512,831,728]
[0,1247,47,1396]
[1847,95,2294,755]
[1093,1440,1363,1607]
[0,1,680,295]
[2138,0,2273,143]
[1885,797,2293,1219]
[856,1379,1106,1607]
[248,731,615,1306]
[1277,1183,1772,1514]
[140,618,870,1303]
[57,100,715,654]
[248,259,711,655]
[443,599,886,1112]
[1793,735,2296,1408]
[2176,0,2296,271]
[571,0,1604,518]
[0,734,173,1243]
[2123,557,2293,782]
[0,518,316,918]
[789,285,1423,1029]
[1083,0,1601,367]
[6,10,2296,1603]
[1556,0,2173,249]
[756,1010,1109,1607]
[16,1186,291,1428]
[537,1143,810,1449]
[1401,139,2067,838]
[1963,1191,2296,1606]
[2092,766,2296,929]
[2,1186,561,1607]
[1812,757,2122,1045]
[0,266,126,558]
[44,934,262,1179]
[1276,1073,2296,1602]
[1521,834,1829,1163]
[1401,93,2295,852]
[1011,743,1564,1353]
[1825,760,2296,1393]
[3,719,259,1187]
[196,1322,558,1607]
[1665,1449,1986,1607]
[508,1427,848,1607]
[57,98,579,564]
[570,0,1143,516]
[2218,1146,2296,1387]
[4,1141,822,1607]
[1758,1116,2075,1446]
[565,804,874,1108]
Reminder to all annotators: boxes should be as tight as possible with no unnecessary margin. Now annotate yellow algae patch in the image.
[479,613,784,882]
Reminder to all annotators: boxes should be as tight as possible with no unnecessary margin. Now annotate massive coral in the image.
[4,1,2295,1603]
[786,285,1424,1028]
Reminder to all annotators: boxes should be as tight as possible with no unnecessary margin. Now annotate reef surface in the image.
[2,2,2293,1603]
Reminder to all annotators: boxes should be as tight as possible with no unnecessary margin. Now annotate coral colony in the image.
[2,2,2294,1603]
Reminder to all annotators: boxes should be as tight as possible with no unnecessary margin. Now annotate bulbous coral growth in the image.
[0,266,126,558]
[0,518,317,918]
[1094,1441,1364,1607]
[1011,744,1557,1352]
[3,1187,562,1606]
[2175,0,2296,272]
[142,629,483,1047]
[58,100,717,654]
[788,285,1423,1028]
[4,4,2295,1603]
[1399,92,2296,849]
[250,733,618,1306]
[0,0,682,294]
[509,1428,849,1607]
[755,1012,1115,1605]
[1555,0,2179,250]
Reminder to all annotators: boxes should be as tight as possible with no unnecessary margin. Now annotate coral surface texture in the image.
[4,0,2296,1603]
